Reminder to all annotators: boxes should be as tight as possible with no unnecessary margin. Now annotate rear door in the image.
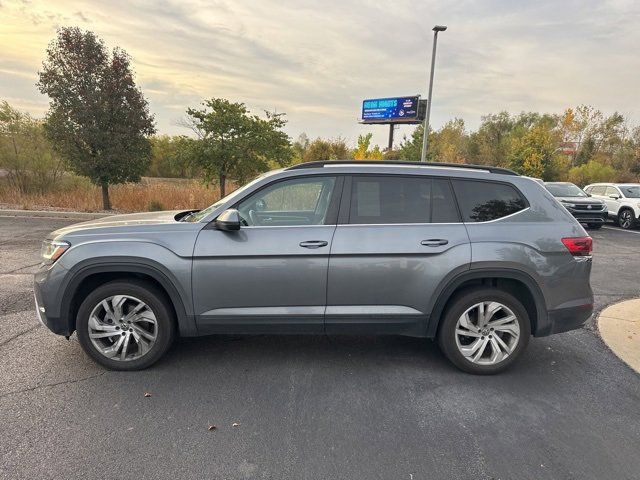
[325,174,471,336]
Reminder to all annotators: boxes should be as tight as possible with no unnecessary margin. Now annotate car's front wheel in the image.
[617,209,635,229]
[76,280,176,370]
[437,288,531,374]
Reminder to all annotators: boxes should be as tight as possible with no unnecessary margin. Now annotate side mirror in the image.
[215,209,241,231]
[608,194,620,200]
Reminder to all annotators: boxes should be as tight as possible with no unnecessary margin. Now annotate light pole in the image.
[420,25,447,162]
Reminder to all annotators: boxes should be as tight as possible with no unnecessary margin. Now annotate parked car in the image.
[584,183,640,229]
[544,182,607,229]
[35,161,594,374]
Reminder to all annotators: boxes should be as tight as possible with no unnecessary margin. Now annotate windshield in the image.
[620,186,640,198]
[183,174,270,222]
[545,183,587,198]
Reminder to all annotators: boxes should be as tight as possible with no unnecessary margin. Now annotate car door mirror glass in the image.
[215,209,241,231]
[609,194,620,200]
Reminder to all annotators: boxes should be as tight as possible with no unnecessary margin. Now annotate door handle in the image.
[421,239,449,247]
[299,240,328,249]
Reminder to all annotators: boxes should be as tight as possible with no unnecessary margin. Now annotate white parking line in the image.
[602,226,640,235]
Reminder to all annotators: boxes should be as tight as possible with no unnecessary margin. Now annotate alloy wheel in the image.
[87,295,158,361]
[454,301,521,366]
[619,210,633,229]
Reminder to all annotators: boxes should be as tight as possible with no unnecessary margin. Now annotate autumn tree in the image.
[185,98,291,197]
[302,137,351,163]
[352,133,383,160]
[37,27,155,209]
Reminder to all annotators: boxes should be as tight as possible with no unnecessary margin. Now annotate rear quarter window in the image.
[452,179,527,222]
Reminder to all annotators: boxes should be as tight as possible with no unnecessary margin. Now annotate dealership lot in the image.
[1,215,639,479]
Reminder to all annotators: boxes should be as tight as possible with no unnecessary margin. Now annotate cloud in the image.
[0,0,638,148]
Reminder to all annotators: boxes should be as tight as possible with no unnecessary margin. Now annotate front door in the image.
[192,175,342,334]
[326,174,471,336]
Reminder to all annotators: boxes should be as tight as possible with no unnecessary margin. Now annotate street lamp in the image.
[420,25,447,162]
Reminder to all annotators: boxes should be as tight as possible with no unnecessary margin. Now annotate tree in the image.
[398,125,426,161]
[509,123,560,179]
[185,98,291,197]
[0,100,63,192]
[148,135,196,178]
[302,137,350,163]
[37,27,155,210]
[352,133,383,160]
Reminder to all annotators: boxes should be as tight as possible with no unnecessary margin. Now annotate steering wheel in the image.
[249,209,259,226]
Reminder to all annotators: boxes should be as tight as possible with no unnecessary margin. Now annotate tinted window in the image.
[237,176,336,226]
[620,186,640,198]
[348,176,459,224]
[452,180,527,222]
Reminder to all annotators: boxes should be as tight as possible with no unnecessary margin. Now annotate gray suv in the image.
[34,161,594,374]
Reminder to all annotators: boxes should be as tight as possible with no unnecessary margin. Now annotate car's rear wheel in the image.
[617,209,634,229]
[437,288,531,374]
[76,280,175,370]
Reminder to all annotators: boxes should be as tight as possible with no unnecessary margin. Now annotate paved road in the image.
[1,216,639,480]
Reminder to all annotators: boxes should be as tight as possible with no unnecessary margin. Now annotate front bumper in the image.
[34,265,72,336]
[566,208,608,224]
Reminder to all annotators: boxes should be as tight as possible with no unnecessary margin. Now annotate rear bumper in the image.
[535,302,593,336]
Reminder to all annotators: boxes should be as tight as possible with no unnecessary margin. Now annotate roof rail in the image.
[286,160,519,176]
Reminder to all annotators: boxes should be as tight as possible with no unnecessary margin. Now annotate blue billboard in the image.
[361,96,421,123]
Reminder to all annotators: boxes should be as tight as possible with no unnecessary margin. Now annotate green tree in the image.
[568,160,617,185]
[185,98,291,197]
[148,135,196,178]
[398,125,426,161]
[0,100,63,192]
[508,123,560,179]
[37,27,155,210]
[430,119,469,163]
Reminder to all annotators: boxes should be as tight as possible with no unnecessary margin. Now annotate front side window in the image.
[348,176,459,224]
[452,179,527,222]
[237,176,336,226]
[590,186,606,196]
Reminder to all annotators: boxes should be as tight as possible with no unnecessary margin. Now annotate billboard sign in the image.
[361,96,421,123]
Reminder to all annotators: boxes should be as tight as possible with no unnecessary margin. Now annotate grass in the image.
[0,176,232,213]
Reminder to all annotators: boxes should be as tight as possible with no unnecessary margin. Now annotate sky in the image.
[1,0,639,148]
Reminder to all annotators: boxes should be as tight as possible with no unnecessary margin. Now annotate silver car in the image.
[34,161,594,374]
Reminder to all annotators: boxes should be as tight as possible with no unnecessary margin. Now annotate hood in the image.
[48,210,188,239]
[555,196,604,205]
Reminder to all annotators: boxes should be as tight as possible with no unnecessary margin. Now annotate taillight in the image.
[561,237,593,256]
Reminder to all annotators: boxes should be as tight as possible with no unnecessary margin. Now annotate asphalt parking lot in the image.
[1,215,639,480]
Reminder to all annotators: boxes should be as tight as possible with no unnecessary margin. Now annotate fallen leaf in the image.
[208,425,217,431]
[144,392,152,397]
[232,422,240,427]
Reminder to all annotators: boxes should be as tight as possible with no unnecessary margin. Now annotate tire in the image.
[437,288,531,375]
[76,280,176,370]
[617,209,635,229]
[587,223,602,230]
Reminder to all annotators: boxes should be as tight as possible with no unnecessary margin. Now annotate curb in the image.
[598,298,640,374]
[0,209,112,220]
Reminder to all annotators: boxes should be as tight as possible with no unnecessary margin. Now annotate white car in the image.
[584,183,640,229]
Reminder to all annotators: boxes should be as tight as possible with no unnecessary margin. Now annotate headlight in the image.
[41,239,70,264]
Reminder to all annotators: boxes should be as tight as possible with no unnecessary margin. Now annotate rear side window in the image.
[452,179,527,222]
[349,176,460,224]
